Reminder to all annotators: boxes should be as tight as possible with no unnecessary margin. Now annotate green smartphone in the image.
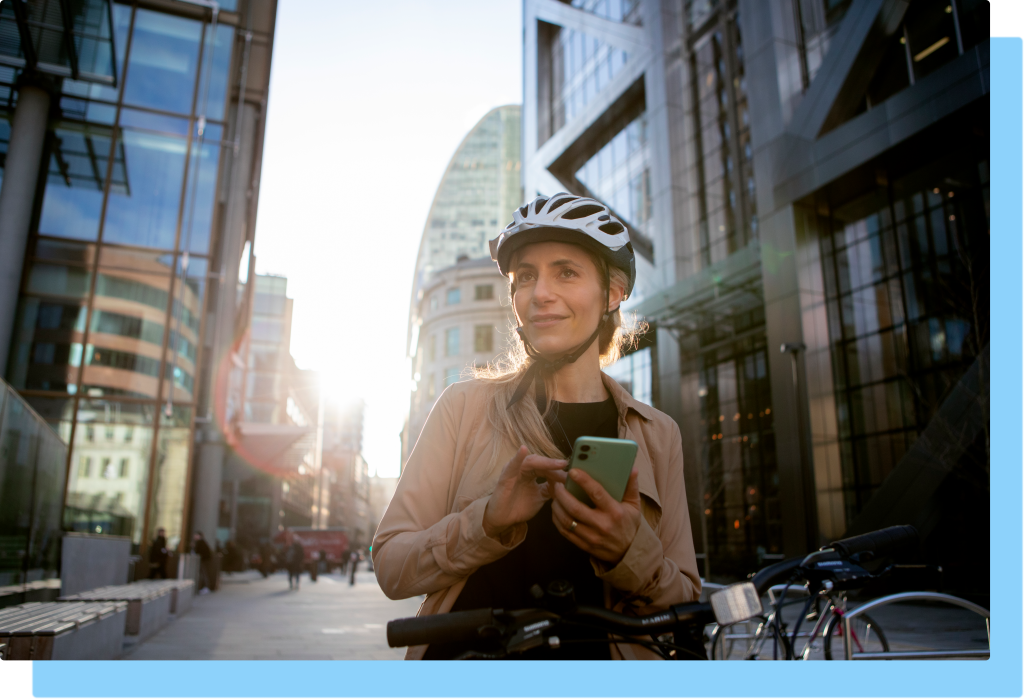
[565,436,638,508]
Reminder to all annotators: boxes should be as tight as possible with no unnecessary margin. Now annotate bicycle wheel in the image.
[711,618,787,659]
[822,612,889,660]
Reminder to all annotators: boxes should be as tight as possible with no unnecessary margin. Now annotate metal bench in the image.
[0,601,127,660]
[60,581,175,641]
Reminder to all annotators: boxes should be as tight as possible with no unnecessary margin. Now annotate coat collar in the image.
[601,372,656,423]
[600,372,661,511]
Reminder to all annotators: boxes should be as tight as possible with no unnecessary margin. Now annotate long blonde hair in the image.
[472,248,645,461]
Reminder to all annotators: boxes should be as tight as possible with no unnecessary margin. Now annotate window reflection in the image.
[65,400,156,544]
[821,157,989,521]
[102,129,188,250]
[38,124,127,241]
[123,9,203,116]
[182,124,223,255]
[147,408,193,550]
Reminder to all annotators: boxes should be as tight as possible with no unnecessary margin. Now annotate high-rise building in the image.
[0,0,279,557]
[404,107,522,468]
[217,273,320,549]
[322,397,372,548]
[523,0,989,589]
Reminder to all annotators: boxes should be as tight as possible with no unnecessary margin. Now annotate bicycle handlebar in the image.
[387,608,498,648]
[829,525,919,559]
[386,601,716,650]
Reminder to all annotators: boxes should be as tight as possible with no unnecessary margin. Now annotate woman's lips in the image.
[530,315,565,329]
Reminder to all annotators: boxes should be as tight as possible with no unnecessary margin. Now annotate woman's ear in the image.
[607,279,625,312]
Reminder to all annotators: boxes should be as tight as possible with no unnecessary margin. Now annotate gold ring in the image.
[570,520,578,533]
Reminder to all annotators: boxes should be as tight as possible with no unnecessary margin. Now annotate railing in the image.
[0,378,69,589]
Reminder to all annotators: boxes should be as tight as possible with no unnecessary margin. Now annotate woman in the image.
[373,194,701,659]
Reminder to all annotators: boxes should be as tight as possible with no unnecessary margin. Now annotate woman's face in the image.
[511,241,621,357]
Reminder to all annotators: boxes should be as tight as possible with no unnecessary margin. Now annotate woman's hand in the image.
[551,467,642,564]
[482,446,569,539]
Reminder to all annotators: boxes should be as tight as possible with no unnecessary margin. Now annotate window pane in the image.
[182,124,223,255]
[123,9,203,116]
[445,327,460,357]
[474,284,494,301]
[474,325,493,353]
[147,408,193,550]
[37,124,120,241]
[65,400,155,544]
[446,288,461,305]
[102,129,187,250]
[196,25,234,122]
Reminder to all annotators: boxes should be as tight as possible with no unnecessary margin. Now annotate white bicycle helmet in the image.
[489,193,636,298]
[491,194,637,411]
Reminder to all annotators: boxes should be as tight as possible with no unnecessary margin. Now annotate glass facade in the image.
[576,112,650,232]
[549,27,630,132]
[3,2,234,548]
[245,275,289,424]
[693,322,781,572]
[688,17,757,265]
[570,0,642,25]
[821,155,989,524]
[605,346,652,406]
[0,382,69,586]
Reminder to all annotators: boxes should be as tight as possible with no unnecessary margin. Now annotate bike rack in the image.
[842,591,990,660]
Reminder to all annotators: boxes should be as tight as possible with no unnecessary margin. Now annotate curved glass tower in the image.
[409,105,521,322]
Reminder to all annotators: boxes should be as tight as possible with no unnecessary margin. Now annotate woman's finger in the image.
[552,481,598,526]
[522,454,570,472]
[567,468,615,511]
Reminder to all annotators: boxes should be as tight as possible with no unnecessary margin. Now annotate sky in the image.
[253,1,522,478]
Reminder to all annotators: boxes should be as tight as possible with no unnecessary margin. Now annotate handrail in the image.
[843,592,990,660]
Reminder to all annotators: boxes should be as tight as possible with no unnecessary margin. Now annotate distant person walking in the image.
[192,532,213,593]
[149,527,169,579]
[348,550,359,586]
[286,539,305,590]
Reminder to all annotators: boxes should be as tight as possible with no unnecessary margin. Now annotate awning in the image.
[630,242,763,334]
[0,0,118,85]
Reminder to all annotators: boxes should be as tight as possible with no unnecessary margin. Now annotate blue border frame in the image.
[34,38,1022,699]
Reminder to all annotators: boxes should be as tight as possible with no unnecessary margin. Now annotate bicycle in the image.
[708,525,990,660]
[387,579,762,660]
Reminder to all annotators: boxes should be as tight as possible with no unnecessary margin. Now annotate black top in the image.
[423,398,619,660]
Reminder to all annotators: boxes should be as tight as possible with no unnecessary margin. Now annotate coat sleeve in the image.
[591,420,701,612]
[371,387,527,600]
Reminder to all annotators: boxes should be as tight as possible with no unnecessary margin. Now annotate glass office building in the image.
[0,0,278,555]
[523,0,989,590]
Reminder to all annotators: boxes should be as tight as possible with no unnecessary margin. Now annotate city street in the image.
[125,569,421,660]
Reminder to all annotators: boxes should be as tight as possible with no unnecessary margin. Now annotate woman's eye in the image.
[560,268,577,278]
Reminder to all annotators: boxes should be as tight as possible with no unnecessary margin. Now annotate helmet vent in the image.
[518,205,530,218]
[599,222,624,235]
[562,204,604,220]
[533,197,549,214]
[548,196,576,211]
[597,215,610,221]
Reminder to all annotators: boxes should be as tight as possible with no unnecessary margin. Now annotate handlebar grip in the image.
[387,609,496,648]
[829,525,919,559]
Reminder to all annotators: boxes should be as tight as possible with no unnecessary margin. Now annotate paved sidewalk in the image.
[125,569,422,660]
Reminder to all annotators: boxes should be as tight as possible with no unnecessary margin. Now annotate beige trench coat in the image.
[372,373,701,659]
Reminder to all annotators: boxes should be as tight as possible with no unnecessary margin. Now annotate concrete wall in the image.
[61,533,131,596]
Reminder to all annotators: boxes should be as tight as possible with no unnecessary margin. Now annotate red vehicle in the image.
[273,528,350,569]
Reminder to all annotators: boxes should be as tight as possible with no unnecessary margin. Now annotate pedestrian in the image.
[348,550,359,586]
[148,527,169,579]
[372,195,701,659]
[309,550,319,582]
[286,538,305,590]
[192,531,213,593]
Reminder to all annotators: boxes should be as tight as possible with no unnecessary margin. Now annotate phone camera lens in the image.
[578,453,589,461]
[580,445,591,452]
